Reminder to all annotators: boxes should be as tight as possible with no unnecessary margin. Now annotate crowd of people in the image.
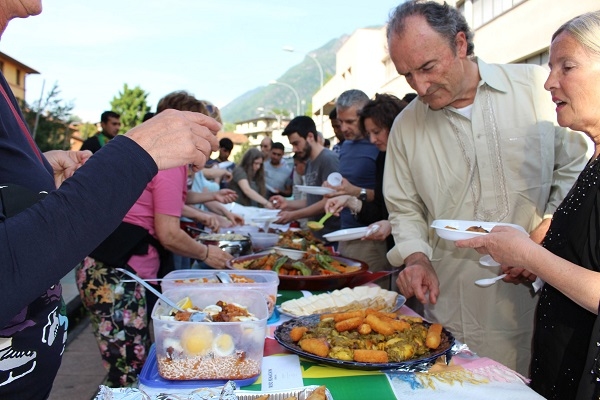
[1,0,600,399]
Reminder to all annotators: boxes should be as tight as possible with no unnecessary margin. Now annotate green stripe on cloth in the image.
[244,373,395,399]
[303,374,395,399]
[243,355,396,398]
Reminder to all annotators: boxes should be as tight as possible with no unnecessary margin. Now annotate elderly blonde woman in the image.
[457,11,600,399]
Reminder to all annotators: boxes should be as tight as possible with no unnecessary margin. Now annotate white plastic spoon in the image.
[479,255,501,267]
[474,273,507,287]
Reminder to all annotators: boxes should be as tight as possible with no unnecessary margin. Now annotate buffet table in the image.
[137,289,544,399]
[246,290,545,400]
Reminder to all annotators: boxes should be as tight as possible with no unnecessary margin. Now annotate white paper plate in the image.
[217,161,234,169]
[431,219,527,241]
[248,211,280,223]
[295,185,335,195]
[323,227,369,242]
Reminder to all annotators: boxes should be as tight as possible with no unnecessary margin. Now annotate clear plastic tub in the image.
[160,270,279,317]
[152,287,268,381]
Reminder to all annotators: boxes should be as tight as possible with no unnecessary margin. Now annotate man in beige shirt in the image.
[384,1,588,374]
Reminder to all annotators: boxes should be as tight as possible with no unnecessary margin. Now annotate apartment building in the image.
[234,116,292,152]
[0,51,38,103]
[313,0,599,141]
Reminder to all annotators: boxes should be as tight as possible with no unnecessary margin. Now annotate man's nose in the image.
[410,75,430,97]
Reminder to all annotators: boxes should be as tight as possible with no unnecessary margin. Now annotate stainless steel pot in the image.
[196,233,252,257]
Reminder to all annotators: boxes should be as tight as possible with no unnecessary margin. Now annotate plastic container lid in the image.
[160,270,279,318]
[160,270,279,292]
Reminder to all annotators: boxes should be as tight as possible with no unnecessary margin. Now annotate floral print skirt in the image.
[75,257,151,387]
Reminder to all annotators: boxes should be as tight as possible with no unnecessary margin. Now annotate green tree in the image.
[110,84,150,133]
[233,141,252,164]
[78,122,98,140]
[223,122,236,133]
[22,82,75,152]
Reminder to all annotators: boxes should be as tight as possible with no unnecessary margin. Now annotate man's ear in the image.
[306,131,315,143]
[455,31,468,58]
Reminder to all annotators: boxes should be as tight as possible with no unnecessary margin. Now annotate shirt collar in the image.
[476,57,509,94]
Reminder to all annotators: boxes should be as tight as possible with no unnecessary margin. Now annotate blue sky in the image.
[0,0,402,123]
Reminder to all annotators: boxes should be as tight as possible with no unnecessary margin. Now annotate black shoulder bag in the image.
[0,184,48,219]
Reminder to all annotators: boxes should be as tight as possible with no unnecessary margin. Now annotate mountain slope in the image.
[220,36,347,124]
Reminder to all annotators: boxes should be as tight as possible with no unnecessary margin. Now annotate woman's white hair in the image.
[553,11,600,58]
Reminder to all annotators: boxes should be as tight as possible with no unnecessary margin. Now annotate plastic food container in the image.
[160,270,279,317]
[219,225,260,236]
[196,233,252,257]
[152,287,268,381]
[249,232,279,251]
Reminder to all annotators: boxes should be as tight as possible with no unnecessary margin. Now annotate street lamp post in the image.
[269,80,301,117]
[256,106,283,129]
[283,46,323,89]
[283,46,324,131]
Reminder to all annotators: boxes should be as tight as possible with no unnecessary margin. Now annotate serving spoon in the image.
[116,268,187,312]
[307,212,333,231]
[474,273,507,287]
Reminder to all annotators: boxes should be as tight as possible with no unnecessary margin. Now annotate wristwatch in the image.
[358,188,367,202]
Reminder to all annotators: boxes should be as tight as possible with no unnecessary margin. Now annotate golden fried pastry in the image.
[306,385,327,400]
[426,323,443,349]
[357,323,372,335]
[365,308,397,319]
[334,316,364,332]
[365,314,395,335]
[299,338,330,358]
[353,349,389,363]
[289,326,308,342]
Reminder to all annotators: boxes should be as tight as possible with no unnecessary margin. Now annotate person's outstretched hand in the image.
[214,189,237,204]
[396,252,440,304]
[126,109,220,172]
[325,195,351,215]
[204,245,234,269]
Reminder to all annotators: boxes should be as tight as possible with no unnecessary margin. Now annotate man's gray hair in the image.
[387,0,475,57]
[335,89,369,110]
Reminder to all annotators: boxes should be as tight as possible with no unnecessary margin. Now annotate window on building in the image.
[0,61,4,73]
[16,69,21,86]
[459,0,527,29]
[517,50,550,71]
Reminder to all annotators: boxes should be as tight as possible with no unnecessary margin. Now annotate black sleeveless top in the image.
[530,157,600,400]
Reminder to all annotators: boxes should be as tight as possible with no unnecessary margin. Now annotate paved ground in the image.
[48,270,106,400]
